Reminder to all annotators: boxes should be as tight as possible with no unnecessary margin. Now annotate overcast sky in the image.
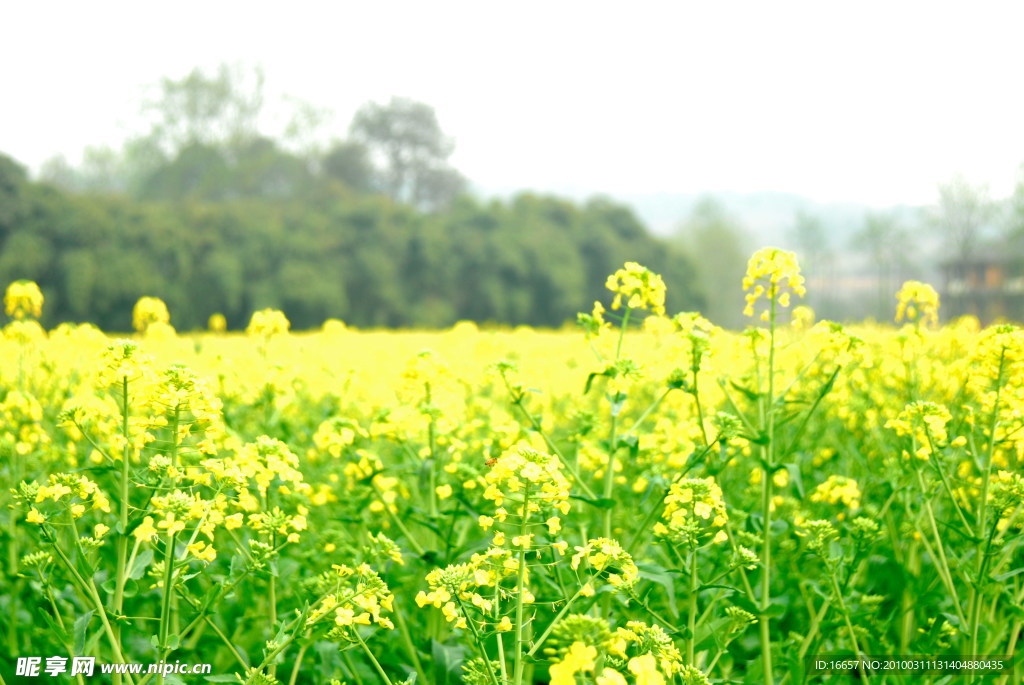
[3,1,1023,206]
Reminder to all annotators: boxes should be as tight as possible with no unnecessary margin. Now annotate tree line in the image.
[0,65,703,330]
[0,153,702,331]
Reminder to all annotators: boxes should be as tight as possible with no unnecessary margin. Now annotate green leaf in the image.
[698,583,741,594]
[40,610,70,647]
[637,562,677,615]
[129,549,154,580]
[73,610,94,655]
[745,431,769,446]
[993,568,1024,582]
[785,463,805,499]
[569,495,617,509]
[431,639,465,683]
[730,380,761,401]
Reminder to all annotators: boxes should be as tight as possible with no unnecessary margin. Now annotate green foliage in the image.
[0,153,702,330]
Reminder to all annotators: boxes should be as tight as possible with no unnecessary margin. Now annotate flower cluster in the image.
[29,473,111,522]
[672,312,717,374]
[95,340,155,388]
[654,477,728,547]
[605,262,667,315]
[1,390,49,456]
[544,615,691,685]
[132,296,171,334]
[204,435,307,498]
[312,417,365,458]
[135,489,213,540]
[989,470,1024,531]
[885,401,953,460]
[248,506,308,543]
[482,445,571,520]
[895,280,940,327]
[809,475,862,511]
[608,621,685,679]
[306,563,395,634]
[151,364,225,455]
[416,547,521,631]
[549,642,599,684]
[742,247,806,320]
[4,280,44,319]
[570,537,639,593]
[247,308,290,340]
[208,313,227,333]
[578,300,612,339]
[797,519,839,557]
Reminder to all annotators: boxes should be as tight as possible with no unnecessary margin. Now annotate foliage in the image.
[0,157,700,331]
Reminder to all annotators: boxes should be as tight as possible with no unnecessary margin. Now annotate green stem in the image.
[602,409,619,540]
[455,597,501,685]
[688,546,699,665]
[829,573,870,685]
[494,584,509,684]
[620,387,672,440]
[7,450,20,655]
[393,605,429,685]
[372,482,426,556]
[355,630,394,685]
[50,543,135,685]
[602,307,631,539]
[158,531,177,649]
[914,469,967,626]
[500,370,597,498]
[692,367,710,446]
[286,635,310,685]
[527,588,584,658]
[971,348,1005,661]
[796,593,832,661]
[425,381,438,520]
[113,376,131,664]
[759,296,777,685]
[512,485,532,685]
[341,651,366,685]
[268,532,278,677]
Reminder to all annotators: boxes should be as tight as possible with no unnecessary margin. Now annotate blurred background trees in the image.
[10,63,1024,329]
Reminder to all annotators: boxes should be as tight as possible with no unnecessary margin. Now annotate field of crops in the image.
[1,251,1022,685]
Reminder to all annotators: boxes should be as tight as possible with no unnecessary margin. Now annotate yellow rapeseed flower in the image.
[895,281,939,327]
[132,296,171,333]
[4,280,44,319]
[742,247,806,320]
[247,308,290,339]
[605,262,667,315]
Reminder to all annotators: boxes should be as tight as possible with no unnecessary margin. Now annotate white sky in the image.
[3,0,1023,206]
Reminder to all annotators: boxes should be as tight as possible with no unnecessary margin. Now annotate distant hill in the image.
[478,185,925,250]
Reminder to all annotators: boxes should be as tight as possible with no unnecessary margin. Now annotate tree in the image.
[349,97,466,210]
[141,63,265,154]
[787,210,834,308]
[321,141,375,193]
[930,174,996,262]
[673,197,748,328]
[0,154,28,233]
[851,211,911,319]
